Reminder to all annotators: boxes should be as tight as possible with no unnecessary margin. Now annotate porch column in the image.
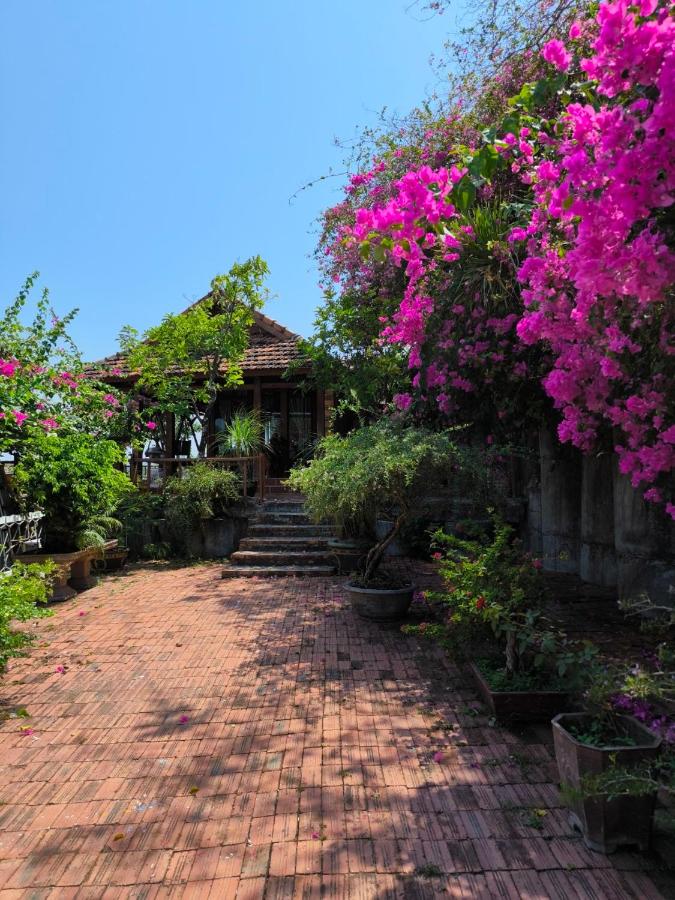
[316,389,325,437]
[280,390,289,438]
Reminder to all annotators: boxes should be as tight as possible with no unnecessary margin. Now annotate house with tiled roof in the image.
[90,301,332,478]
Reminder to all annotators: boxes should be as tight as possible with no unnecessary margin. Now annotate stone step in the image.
[222,564,335,578]
[239,536,331,551]
[247,524,334,537]
[230,550,334,566]
[260,501,306,513]
[253,512,312,525]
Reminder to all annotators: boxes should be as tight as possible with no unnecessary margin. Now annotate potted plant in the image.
[163,462,246,558]
[288,421,459,621]
[217,410,266,496]
[12,432,135,597]
[428,518,596,721]
[552,639,673,854]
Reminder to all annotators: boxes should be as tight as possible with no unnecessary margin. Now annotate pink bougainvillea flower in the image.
[432,552,442,560]
[0,358,18,377]
[103,410,115,419]
[146,421,157,430]
[40,418,59,432]
[432,751,444,763]
[12,410,28,426]
[475,596,487,610]
[179,715,189,724]
[55,665,65,674]
[19,727,34,736]
[78,611,86,617]
[532,559,543,570]
[311,831,320,840]
[103,394,119,406]
[542,39,572,71]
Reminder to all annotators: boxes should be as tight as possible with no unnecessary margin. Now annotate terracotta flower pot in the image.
[552,712,661,853]
[344,582,414,622]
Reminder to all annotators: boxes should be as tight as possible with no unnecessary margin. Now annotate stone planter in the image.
[552,712,661,853]
[18,545,102,601]
[469,662,572,724]
[344,581,415,622]
[185,515,248,559]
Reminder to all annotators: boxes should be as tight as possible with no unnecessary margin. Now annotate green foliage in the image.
[296,286,409,422]
[119,257,269,456]
[164,463,241,549]
[0,562,54,671]
[0,274,128,454]
[288,422,460,581]
[432,517,597,684]
[13,431,135,552]
[217,410,265,456]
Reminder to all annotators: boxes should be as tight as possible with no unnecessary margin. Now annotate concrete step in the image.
[248,524,334,537]
[239,536,331,551]
[222,564,335,578]
[230,550,334,566]
[260,501,306,513]
[253,512,312,525]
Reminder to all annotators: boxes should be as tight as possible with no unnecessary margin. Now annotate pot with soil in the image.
[470,659,573,723]
[552,712,661,853]
[345,573,415,621]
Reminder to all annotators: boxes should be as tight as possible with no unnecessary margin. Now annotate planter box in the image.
[552,712,661,853]
[345,581,414,622]
[185,515,248,559]
[470,662,572,724]
[18,545,104,601]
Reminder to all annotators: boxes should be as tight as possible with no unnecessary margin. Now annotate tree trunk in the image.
[363,512,406,583]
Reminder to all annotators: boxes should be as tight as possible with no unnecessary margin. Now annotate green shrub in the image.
[163,463,241,549]
[0,562,54,671]
[288,422,460,582]
[13,432,135,551]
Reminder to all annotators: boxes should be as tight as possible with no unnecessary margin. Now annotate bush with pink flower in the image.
[318,0,674,515]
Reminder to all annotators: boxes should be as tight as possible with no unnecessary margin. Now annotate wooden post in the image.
[253,377,262,415]
[280,390,289,439]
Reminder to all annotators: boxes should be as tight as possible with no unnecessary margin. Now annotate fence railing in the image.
[0,512,44,571]
[127,455,268,501]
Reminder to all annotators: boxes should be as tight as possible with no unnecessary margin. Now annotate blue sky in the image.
[1,1,453,360]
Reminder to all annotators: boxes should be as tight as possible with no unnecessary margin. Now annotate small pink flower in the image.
[432,751,444,763]
[179,715,189,725]
[12,410,28,426]
[78,611,86,617]
[532,559,543,570]
[0,358,18,377]
[55,665,65,674]
[146,421,157,430]
[103,410,115,419]
[103,394,119,406]
[20,727,34,736]
[432,552,442,560]
[311,831,320,840]
[40,418,59,432]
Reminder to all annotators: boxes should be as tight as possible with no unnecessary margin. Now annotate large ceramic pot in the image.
[552,712,661,853]
[344,582,415,622]
[469,662,572,724]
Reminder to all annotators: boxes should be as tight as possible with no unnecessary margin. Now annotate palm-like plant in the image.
[217,410,265,457]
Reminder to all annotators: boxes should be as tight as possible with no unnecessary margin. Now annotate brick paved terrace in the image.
[0,563,672,899]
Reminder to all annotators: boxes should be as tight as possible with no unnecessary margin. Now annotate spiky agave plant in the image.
[217,410,265,457]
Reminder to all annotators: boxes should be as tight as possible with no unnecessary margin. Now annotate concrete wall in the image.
[527,430,673,608]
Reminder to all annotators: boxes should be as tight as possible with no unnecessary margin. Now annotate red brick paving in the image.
[0,562,671,898]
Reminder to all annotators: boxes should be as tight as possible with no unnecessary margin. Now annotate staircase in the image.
[222,496,337,578]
